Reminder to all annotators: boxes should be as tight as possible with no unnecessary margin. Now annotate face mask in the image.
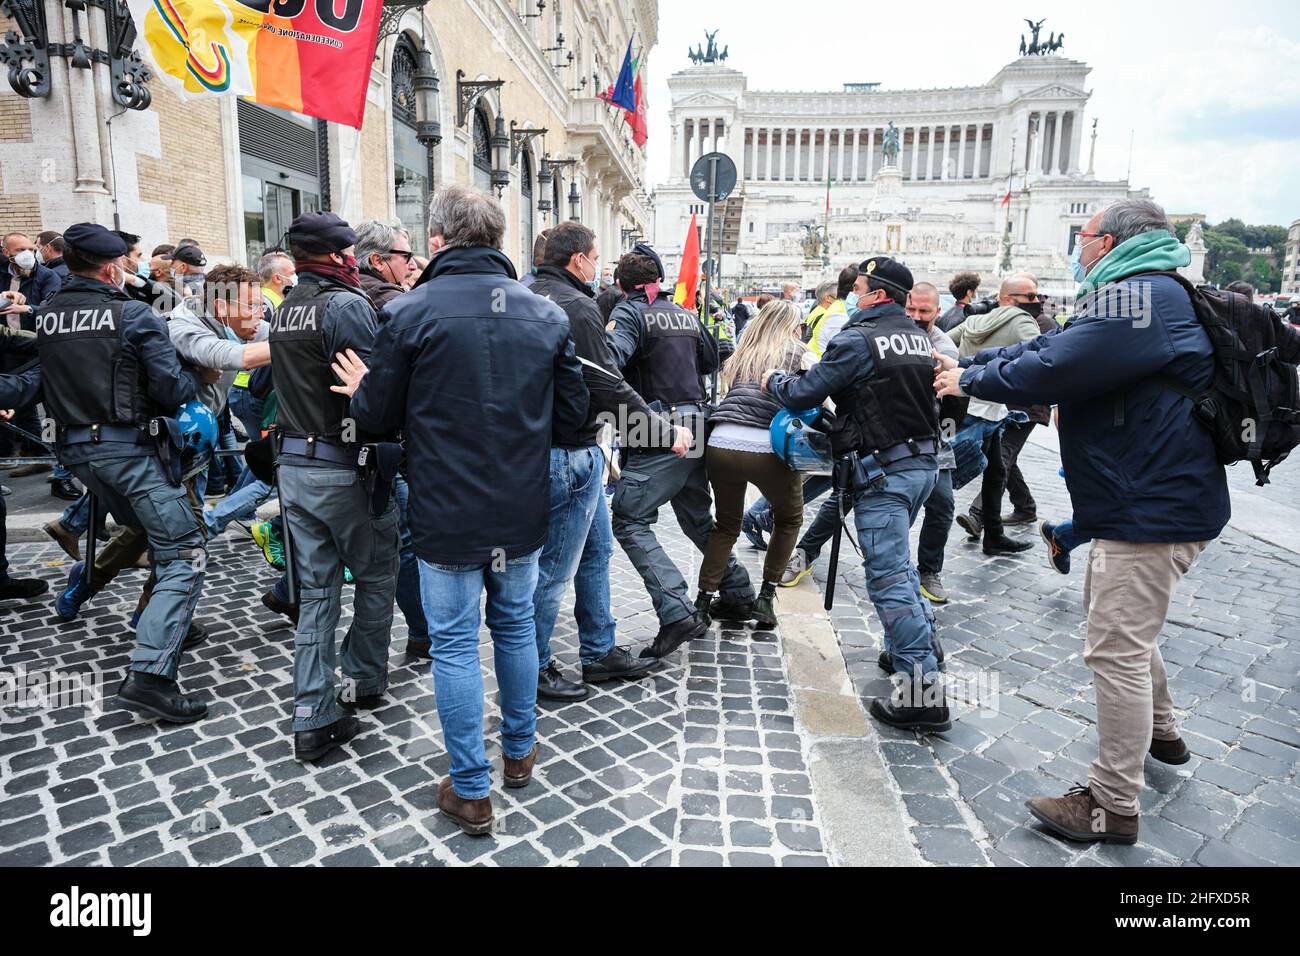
[284,274,297,289]
[137,262,150,278]
[579,254,600,293]
[1021,300,1044,319]
[13,250,36,272]
[35,250,45,265]
[845,292,859,311]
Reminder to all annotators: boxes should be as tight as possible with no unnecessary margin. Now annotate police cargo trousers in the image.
[612,449,755,627]
[853,466,939,679]
[278,464,400,733]
[1082,538,1209,817]
[69,456,206,679]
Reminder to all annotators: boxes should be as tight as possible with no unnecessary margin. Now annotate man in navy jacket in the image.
[937,198,1300,846]
[341,185,587,836]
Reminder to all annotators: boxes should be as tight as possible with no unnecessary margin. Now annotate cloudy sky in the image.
[641,0,1300,226]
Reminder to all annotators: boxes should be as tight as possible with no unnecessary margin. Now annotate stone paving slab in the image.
[807,439,1300,867]
[0,513,833,867]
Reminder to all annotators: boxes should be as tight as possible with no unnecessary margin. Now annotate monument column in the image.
[957,125,967,180]
[941,124,952,180]
[865,127,875,176]
[850,128,859,181]
[765,128,775,180]
[778,128,787,181]
[1050,111,1064,175]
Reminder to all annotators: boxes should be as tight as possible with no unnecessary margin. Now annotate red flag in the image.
[674,214,701,307]
[1001,188,1012,207]
[631,73,648,147]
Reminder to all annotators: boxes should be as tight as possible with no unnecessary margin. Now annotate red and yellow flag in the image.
[127,0,383,128]
[673,214,701,307]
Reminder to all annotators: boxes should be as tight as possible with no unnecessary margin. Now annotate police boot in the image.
[639,612,709,660]
[117,671,209,724]
[752,582,779,630]
[294,715,362,762]
[694,591,714,628]
[869,678,952,733]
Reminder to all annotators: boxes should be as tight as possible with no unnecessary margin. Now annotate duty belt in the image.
[870,436,939,466]
[60,423,151,446]
[279,435,362,467]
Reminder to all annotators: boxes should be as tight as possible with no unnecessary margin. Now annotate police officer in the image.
[607,242,755,659]
[36,223,206,722]
[763,256,949,732]
[270,212,399,762]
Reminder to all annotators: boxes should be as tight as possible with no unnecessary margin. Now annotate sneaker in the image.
[250,520,285,570]
[955,513,982,541]
[918,572,949,604]
[779,549,811,588]
[55,561,90,621]
[741,511,768,551]
[1040,521,1071,575]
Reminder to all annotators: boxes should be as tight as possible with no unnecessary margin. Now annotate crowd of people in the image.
[2,189,1298,849]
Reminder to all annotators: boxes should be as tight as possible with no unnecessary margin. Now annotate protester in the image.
[1,231,60,473]
[257,250,296,316]
[948,273,1045,555]
[527,221,661,700]
[519,230,549,288]
[340,185,587,834]
[700,300,812,628]
[0,327,48,601]
[164,241,207,296]
[781,281,799,301]
[934,197,1300,844]
[36,231,69,281]
[355,220,415,309]
[938,271,980,332]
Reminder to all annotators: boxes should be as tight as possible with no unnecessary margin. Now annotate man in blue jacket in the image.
[339,185,588,836]
[934,198,1298,845]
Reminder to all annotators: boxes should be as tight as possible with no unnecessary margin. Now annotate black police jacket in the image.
[269,270,379,461]
[530,265,675,450]
[767,301,939,468]
[349,246,588,565]
[35,276,198,463]
[607,289,719,407]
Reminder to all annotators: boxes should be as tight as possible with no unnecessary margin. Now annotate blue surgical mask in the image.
[1069,241,1087,283]
[845,292,859,312]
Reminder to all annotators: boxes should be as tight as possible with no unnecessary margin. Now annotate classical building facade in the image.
[1283,219,1300,297]
[651,42,1150,298]
[0,0,655,273]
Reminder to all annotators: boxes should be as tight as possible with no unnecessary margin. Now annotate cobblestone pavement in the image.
[0,512,830,867]
[816,439,1300,867]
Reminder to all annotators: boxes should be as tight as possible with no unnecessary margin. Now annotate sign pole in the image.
[703,156,719,403]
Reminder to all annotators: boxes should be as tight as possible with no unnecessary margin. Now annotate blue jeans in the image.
[228,385,263,439]
[392,475,429,643]
[747,473,833,532]
[204,468,273,535]
[853,465,939,681]
[420,550,541,799]
[533,446,616,669]
[1053,518,1090,553]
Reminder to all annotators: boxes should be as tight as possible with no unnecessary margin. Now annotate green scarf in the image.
[1078,229,1191,297]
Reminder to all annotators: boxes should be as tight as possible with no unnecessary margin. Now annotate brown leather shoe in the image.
[1026,785,1138,845]
[1148,735,1190,765]
[43,519,81,561]
[437,777,493,836]
[503,743,538,789]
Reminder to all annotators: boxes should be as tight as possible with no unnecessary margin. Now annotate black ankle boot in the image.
[694,591,714,628]
[752,583,778,630]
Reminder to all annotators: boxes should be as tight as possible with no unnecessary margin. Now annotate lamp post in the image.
[491,114,510,197]
[536,156,553,221]
[568,180,581,222]
[544,155,578,225]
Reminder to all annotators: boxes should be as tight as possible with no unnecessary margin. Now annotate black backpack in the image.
[1142,272,1300,486]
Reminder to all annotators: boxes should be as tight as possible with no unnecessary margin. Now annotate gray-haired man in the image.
[355,220,414,310]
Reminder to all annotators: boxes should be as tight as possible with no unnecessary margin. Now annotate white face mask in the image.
[13,250,36,272]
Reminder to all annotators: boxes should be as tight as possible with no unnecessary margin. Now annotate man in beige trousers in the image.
[936,198,1300,844]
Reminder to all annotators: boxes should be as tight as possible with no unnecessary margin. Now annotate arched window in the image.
[520,149,534,268]
[392,36,430,254]
[473,108,492,193]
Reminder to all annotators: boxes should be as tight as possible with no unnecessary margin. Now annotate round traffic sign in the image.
[690,152,738,202]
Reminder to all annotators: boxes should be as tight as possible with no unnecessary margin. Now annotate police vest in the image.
[624,296,707,406]
[832,311,940,456]
[36,285,145,430]
[268,283,354,442]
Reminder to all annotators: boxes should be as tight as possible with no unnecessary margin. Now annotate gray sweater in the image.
[168,297,268,416]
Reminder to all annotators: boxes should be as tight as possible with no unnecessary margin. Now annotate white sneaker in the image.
[780,549,811,588]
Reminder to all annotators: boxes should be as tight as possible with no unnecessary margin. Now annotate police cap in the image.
[858,256,914,296]
[63,223,128,259]
[632,241,664,281]
[288,212,358,255]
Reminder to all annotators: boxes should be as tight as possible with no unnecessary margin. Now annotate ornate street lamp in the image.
[456,69,504,128]
[510,122,548,166]
[413,49,441,147]
[568,180,581,222]
[491,114,510,196]
[536,157,554,220]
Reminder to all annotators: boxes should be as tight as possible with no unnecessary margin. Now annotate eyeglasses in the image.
[385,249,415,263]
[1009,292,1042,302]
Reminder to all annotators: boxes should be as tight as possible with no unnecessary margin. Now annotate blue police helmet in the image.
[175,400,218,480]
[770,408,833,475]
